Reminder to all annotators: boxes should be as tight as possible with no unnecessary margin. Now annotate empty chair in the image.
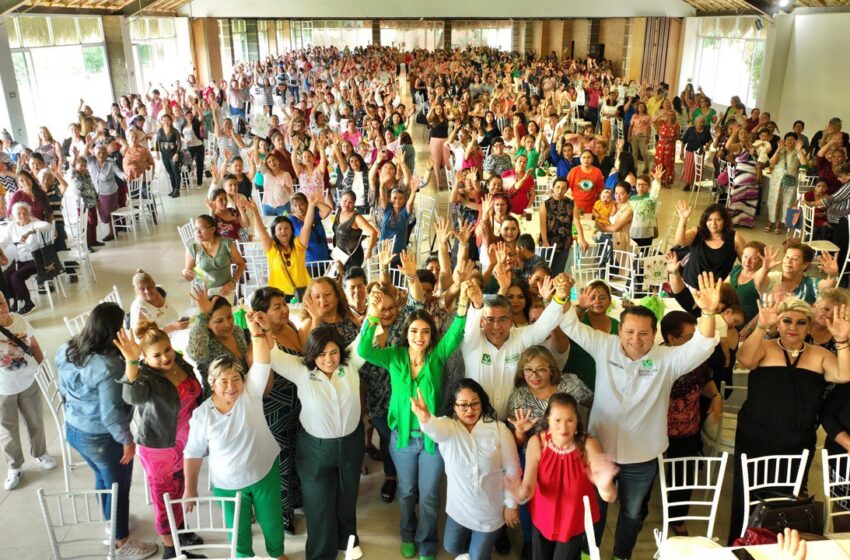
[164,492,241,559]
[306,259,336,278]
[822,449,850,534]
[177,221,195,252]
[37,482,119,560]
[535,245,557,268]
[702,381,747,457]
[657,452,729,541]
[737,449,810,538]
[111,179,149,242]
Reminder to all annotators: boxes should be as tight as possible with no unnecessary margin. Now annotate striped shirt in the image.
[823,181,850,225]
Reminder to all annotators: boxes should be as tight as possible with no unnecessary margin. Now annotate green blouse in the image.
[357,313,467,454]
[729,264,760,324]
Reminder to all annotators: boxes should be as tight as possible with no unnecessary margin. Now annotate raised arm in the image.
[674,199,698,246]
[297,196,319,249]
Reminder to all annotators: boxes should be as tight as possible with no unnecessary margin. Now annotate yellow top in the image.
[267,239,309,295]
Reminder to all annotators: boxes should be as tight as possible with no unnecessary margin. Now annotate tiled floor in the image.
[0,84,807,559]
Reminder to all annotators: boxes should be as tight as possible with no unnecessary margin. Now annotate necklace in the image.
[777,339,806,358]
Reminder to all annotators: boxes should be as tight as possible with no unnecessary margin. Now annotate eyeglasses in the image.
[194,226,212,233]
[483,316,512,326]
[455,401,481,411]
[523,367,552,377]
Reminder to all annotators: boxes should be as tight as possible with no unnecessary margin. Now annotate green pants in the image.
[213,458,284,558]
[296,423,364,560]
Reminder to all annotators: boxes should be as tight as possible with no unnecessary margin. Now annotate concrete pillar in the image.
[443,20,451,50]
[102,16,132,98]
[758,14,793,116]
[0,19,27,145]
[372,20,380,46]
[191,17,222,86]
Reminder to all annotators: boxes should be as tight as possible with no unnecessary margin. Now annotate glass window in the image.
[78,17,103,43]
[130,18,147,41]
[7,18,20,48]
[160,18,175,38]
[18,16,51,48]
[51,17,80,46]
[148,18,161,39]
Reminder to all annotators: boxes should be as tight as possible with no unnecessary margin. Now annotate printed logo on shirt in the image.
[308,372,323,382]
[607,360,624,370]
[337,368,346,378]
[578,178,595,192]
[642,359,654,368]
[505,353,520,364]
[637,360,657,377]
[481,353,492,365]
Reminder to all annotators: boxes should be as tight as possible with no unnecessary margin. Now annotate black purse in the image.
[31,231,64,283]
[747,492,824,535]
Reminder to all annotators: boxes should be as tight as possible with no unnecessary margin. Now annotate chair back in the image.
[822,449,850,534]
[63,313,89,337]
[572,239,609,287]
[306,259,336,279]
[738,449,810,537]
[164,492,241,559]
[35,360,83,492]
[38,482,118,560]
[414,193,437,261]
[583,495,601,560]
[178,221,195,252]
[657,452,729,541]
[101,285,123,308]
[606,248,634,297]
[535,245,557,268]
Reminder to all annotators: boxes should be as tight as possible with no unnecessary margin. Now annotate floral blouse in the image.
[506,376,594,434]
[543,196,576,252]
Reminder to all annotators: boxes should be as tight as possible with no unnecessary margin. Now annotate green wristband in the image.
[128,360,140,366]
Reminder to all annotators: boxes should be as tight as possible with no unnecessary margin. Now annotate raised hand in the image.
[189,284,214,314]
[246,310,270,337]
[493,262,512,292]
[456,219,475,244]
[693,271,722,315]
[435,216,453,245]
[577,284,594,309]
[409,388,431,424]
[466,279,484,308]
[818,251,839,277]
[776,528,807,560]
[452,259,475,285]
[651,164,665,182]
[494,241,507,265]
[553,273,571,300]
[507,408,540,435]
[825,304,850,343]
[367,289,384,318]
[763,245,781,271]
[676,199,692,221]
[399,250,417,277]
[665,250,680,275]
[538,274,555,301]
[112,329,142,362]
[756,295,781,329]
[302,292,322,321]
[378,238,394,269]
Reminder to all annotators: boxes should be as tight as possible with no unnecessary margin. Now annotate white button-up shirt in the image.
[560,308,718,464]
[420,416,520,533]
[184,363,280,490]
[269,344,364,439]
[462,299,566,420]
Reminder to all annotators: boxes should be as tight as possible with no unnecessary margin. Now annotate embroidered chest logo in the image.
[481,353,492,365]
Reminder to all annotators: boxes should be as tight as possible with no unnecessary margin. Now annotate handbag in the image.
[31,231,64,283]
[786,208,802,230]
[747,492,824,535]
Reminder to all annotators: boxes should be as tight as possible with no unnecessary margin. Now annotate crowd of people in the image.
[0,42,845,560]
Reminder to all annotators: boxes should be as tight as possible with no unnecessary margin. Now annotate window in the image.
[130,17,184,91]
[691,17,766,109]
[380,20,443,51]
[453,20,511,51]
[218,19,233,76]
[8,16,112,146]
[258,20,270,60]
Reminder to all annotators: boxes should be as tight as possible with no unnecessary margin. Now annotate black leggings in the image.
[532,525,585,560]
[188,145,205,186]
[161,152,179,191]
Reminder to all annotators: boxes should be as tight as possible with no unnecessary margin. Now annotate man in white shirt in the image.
[559,273,721,560]
[463,275,570,420]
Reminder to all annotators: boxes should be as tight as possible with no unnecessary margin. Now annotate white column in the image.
[0,18,28,146]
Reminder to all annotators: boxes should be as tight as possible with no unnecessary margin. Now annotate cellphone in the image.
[731,549,757,560]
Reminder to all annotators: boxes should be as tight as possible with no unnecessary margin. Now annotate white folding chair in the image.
[689,151,715,206]
[35,361,88,492]
[572,240,609,287]
[583,495,601,560]
[796,174,818,199]
[111,179,149,241]
[389,267,409,291]
[535,245,556,268]
[606,248,634,297]
[822,449,850,535]
[143,165,166,220]
[800,203,840,258]
[364,254,381,283]
[306,259,335,278]
[178,221,195,252]
[239,242,269,301]
[413,193,437,262]
[61,203,97,285]
[38,482,118,560]
[63,312,89,337]
[101,285,123,308]
[738,449,810,538]
[657,452,729,541]
[702,380,747,457]
[165,492,241,559]
[631,240,666,297]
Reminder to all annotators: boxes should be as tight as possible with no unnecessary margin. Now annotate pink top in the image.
[262,170,294,208]
[298,167,325,200]
[528,433,600,542]
[631,114,652,137]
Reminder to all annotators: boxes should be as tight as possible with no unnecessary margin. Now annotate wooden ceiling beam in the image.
[0,1,26,16]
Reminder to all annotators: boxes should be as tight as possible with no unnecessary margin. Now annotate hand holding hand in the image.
[553,273,571,300]
[367,289,384,318]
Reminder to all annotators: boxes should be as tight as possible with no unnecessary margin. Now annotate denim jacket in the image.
[55,345,133,445]
[121,355,207,448]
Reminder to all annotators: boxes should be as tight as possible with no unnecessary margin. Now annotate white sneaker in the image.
[4,469,21,490]
[36,453,57,470]
[455,555,471,560]
[341,545,364,560]
[115,537,158,560]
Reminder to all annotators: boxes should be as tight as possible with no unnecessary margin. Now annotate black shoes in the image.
[381,478,397,503]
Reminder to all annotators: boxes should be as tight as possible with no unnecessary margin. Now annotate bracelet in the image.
[553,295,566,305]
[835,339,849,344]
[367,316,380,325]
[127,360,140,366]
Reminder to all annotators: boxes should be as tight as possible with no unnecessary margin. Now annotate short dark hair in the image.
[517,233,536,253]
[302,325,350,370]
[250,286,287,312]
[400,310,439,353]
[785,240,816,264]
[343,266,367,285]
[784,132,798,141]
[660,310,697,344]
[445,378,497,423]
[620,304,658,332]
[416,269,436,286]
[210,295,232,316]
[793,120,805,129]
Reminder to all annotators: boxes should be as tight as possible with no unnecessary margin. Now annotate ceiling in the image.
[3,0,849,17]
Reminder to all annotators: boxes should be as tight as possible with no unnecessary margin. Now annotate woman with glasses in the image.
[181,214,245,298]
[357,282,472,560]
[409,378,520,560]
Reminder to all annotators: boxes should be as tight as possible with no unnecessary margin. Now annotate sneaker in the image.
[90,240,106,247]
[116,537,158,560]
[178,532,204,547]
[36,453,57,470]
[341,545,363,560]
[4,469,21,490]
[18,302,36,316]
[401,542,416,559]
[455,555,471,560]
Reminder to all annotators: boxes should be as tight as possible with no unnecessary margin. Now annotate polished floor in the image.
[0,91,812,559]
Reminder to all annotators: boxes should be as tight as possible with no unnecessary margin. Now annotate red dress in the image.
[656,122,680,187]
[528,433,600,542]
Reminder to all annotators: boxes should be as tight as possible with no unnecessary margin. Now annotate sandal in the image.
[381,478,397,503]
[764,224,774,233]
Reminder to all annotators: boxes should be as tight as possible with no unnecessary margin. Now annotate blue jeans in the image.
[597,458,658,559]
[444,515,500,560]
[262,203,290,217]
[66,424,134,541]
[390,430,443,556]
